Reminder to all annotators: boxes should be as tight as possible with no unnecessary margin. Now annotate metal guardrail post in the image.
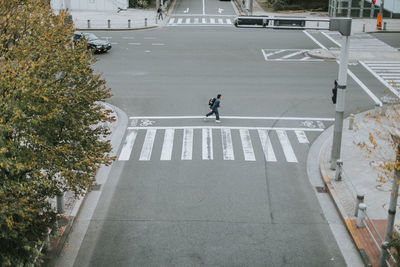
[355,194,364,217]
[362,23,366,32]
[383,21,387,30]
[378,241,389,267]
[87,19,91,29]
[357,203,367,228]
[128,19,131,28]
[108,19,111,29]
[335,159,343,181]
[349,113,354,130]
[56,193,64,214]
[145,18,147,27]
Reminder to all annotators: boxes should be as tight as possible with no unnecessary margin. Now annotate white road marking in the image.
[110,42,118,45]
[262,49,286,59]
[218,8,224,14]
[281,50,307,59]
[276,130,298,163]
[118,130,137,161]
[152,43,165,46]
[218,18,224,24]
[239,129,256,161]
[347,68,383,106]
[300,56,311,61]
[210,18,216,24]
[177,18,183,24]
[316,121,325,129]
[226,18,232,24]
[139,129,156,161]
[295,130,309,143]
[129,116,334,121]
[321,31,341,47]
[303,30,327,50]
[128,126,324,132]
[181,128,193,160]
[122,37,135,39]
[184,8,189,13]
[160,129,174,160]
[202,128,213,160]
[202,18,206,23]
[360,61,400,99]
[128,43,141,45]
[221,128,234,160]
[185,18,190,24]
[144,37,156,39]
[258,130,277,162]
[194,18,199,24]
[169,18,175,24]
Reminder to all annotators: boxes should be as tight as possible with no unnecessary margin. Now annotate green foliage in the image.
[270,0,288,10]
[0,0,114,264]
[129,0,150,9]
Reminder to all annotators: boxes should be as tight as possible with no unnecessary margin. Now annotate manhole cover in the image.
[315,186,327,193]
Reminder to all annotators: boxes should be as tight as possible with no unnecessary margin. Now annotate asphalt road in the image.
[370,32,400,49]
[66,1,398,266]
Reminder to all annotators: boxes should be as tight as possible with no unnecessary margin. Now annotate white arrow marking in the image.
[218,8,223,14]
[183,8,189,13]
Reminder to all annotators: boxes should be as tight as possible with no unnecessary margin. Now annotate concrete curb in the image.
[44,101,128,266]
[307,49,337,60]
[318,116,372,267]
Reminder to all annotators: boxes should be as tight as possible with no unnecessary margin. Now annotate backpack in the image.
[208,97,216,107]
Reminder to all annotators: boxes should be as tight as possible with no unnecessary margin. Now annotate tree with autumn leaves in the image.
[0,1,114,265]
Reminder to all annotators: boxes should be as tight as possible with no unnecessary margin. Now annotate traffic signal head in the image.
[332,80,338,104]
[372,0,376,4]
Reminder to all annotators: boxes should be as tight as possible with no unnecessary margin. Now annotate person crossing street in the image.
[204,94,222,123]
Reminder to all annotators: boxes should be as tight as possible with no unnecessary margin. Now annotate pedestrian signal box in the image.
[332,80,338,104]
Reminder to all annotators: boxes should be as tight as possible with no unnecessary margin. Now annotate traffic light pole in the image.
[330,21,351,170]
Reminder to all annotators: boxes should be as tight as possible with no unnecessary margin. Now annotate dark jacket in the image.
[211,99,220,110]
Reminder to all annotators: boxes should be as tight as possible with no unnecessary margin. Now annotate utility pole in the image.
[378,135,400,267]
[330,18,352,170]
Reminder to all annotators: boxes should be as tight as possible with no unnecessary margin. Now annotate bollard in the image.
[145,18,147,27]
[87,19,91,29]
[349,113,354,130]
[374,103,381,118]
[128,19,131,28]
[108,19,111,29]
[362,23,365,32]
[383,21,387,31]
[317,22,320,27]
[335,159,343,181]
[378,241,389,267]
[56,193,64,214]
[356,203,367,228]
[354,194,364,217]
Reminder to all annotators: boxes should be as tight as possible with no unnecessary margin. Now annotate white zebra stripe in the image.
[239,129,256,161]
[258,130,277,162]
[160,129,174,160]
[202,128,213,160]
[177,18,183,24]
[210,18,216,24]
[194,18,199,24]
[276,130,297,163]
[202,18,206,23]
[218,18,224,24]
[169,18,175,24]
[118,130,137,161]
[221,128,234,160]
[185,18,191,24]
[226,18,232,24]
[181,128,193,160]
[295,130,309,144]
[139,129,156,161]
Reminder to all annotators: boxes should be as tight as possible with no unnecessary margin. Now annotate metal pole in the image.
[354,194,364,217]
[370,2,374,18]
[349,113,354,130]
[333,0,337,17]
[108,19,111,29]
[380,139,400,264]
[56,193,64,214]
[330,32,351,170]
[338,0,343,14]
[249,0,253,16]
[359,0,364,18]
[87,19,91,29]
[128,19,131,28]
[378,241,389,267]
[347,0,352,17]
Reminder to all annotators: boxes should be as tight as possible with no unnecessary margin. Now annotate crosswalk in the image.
[262,49,324,62]
[360,61,400,97]
[118,126,322,163]
[322,32,398,52]
[168,17,233,26]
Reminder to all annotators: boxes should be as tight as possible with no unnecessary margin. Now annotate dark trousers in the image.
[206,109,219,120]
[158,12,163,20]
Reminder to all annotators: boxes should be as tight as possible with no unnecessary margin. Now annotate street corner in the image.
[306,48,337,60]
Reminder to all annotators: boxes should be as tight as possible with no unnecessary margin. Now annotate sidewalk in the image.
[320,109,400,267]
[68,8,169,30]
